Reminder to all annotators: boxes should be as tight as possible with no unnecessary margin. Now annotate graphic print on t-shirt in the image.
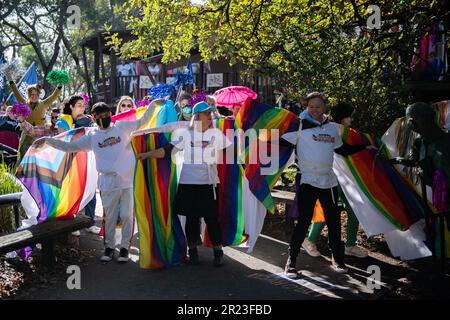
[190,141,211,148]
[98,136,121,148]
[312,133,335,144]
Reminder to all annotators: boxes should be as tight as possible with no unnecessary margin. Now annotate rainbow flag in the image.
[112,100,177,128]
[341,126,424,230]
[131,132,187,269]
[213,118,248,246]
[235,99,299,213]
[334,120,432,260]
[16,128,97,225]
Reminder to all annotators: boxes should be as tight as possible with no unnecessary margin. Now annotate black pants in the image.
[289,183,344,264]
[185,216,222,247]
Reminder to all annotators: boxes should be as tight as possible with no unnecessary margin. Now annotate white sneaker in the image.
[345,245,368,258]
[71,231,81,236]
[302,239,321,257]
[330,262,348,274]
[86,225,101,234]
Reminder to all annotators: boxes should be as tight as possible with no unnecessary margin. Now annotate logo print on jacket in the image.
[312,134,335,144]
[98,136,121,148]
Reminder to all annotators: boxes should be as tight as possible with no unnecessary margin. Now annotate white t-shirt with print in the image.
[170,127,232,185]
[282,122,343,189]
[64,121,140,191]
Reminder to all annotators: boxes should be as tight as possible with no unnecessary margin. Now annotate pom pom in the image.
[46,69,70,85]
[189,89,207,107]
[136,99,150,108]
[11,102,31,118]
[0,58,25,81]
[149,83,175,99]
[78,92,90,104]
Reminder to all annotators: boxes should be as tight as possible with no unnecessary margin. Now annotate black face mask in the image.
[96,116,111,129]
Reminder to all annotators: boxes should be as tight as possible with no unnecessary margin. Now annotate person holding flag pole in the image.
[6,63,62,162]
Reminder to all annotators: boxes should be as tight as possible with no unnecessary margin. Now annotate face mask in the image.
[181,106,192,120]
[96,116,111,129]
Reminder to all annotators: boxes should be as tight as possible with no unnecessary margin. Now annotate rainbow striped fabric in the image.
[235,99,300,213]
[213,118,248,246]
[340,126,424,231]
[17,128,97,224]
[131,132,187,269]
[112,100,177,128]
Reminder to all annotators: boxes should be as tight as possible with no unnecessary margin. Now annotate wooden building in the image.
[80,30,278,110]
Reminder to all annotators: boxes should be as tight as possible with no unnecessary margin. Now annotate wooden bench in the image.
[0,192,92,267]
[0,192,22,230]
[271,189,296,232]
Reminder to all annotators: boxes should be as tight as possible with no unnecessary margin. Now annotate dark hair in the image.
[91,102,110,115]
[406,102,435,121]
[330,102,355,124]
[63,95,84,115]
[180,93,192,101]
[51,108,60,114]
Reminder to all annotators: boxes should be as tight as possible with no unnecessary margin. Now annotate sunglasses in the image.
[121,104,132,108]
[51,116,59,119]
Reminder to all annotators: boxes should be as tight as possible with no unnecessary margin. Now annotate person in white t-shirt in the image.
[281,92,371,278]
[138,101,232,267]
[34,99,163,263]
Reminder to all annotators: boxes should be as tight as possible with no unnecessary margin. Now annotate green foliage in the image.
[109,0,446,135]
[0,162,22,234]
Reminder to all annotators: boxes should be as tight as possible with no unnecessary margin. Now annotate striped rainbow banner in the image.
[17,128,97,223]
[131,132,187,269]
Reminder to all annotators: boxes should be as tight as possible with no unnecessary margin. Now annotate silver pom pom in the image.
[0,58,25,81]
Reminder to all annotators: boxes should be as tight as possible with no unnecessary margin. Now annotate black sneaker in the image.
[101,248,114,263]
[213,248,224,267]
[118,248,129,263]
[188,248,199,265]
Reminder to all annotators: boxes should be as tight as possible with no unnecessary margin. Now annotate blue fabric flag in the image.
[5,62,39,104]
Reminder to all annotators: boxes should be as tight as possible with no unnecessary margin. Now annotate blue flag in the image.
[174,57,194,88]
[186,56,194,86]
[0,53,6,104]
[5,62,39,104]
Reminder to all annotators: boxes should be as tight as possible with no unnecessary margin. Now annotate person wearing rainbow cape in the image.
[137,101,232,267]
[281,92,372,278]
[302,102,369,259]
[34,99,163,263]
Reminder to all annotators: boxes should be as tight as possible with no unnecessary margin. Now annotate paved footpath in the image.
[16,193,397,300]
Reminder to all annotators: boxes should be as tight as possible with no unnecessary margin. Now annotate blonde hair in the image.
[206,95,216,106]
[115,96,135,114]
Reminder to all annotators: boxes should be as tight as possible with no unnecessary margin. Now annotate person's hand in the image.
[390,157,405,165]
[150,98,166,106]
[137,152,150,160]
[57,85,62,89]
[33,138,47,149]
[365,145,378,151]
[9,80,14,85]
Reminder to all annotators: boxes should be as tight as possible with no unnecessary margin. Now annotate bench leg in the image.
[42,240,56,268]
[13,205,20,230]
